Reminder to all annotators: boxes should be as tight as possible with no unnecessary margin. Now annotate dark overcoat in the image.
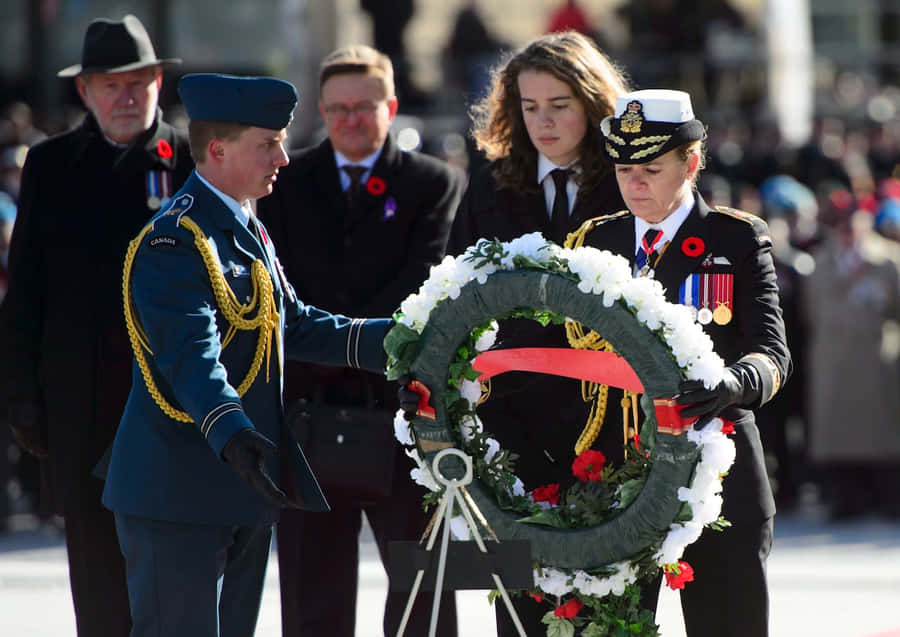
[447,159,627,488]
[101,173,392,526]
[258,134,463,408]
[579,194,791,523]
[0,110,193,513]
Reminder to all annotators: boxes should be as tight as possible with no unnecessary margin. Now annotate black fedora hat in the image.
[58,14,181,78]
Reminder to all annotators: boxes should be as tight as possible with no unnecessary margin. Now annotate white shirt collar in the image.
[633,191,695,255]
[536,153,579,185]
[196,171,251,227]
[334,147,382,171]
[334,147,383,190]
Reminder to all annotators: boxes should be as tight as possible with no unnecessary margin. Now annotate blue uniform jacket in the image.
[102,172,392,526]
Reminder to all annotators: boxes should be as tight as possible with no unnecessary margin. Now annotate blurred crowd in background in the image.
[1,0,899,532]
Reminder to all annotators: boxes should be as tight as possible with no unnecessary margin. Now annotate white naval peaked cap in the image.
[614,89,695,123]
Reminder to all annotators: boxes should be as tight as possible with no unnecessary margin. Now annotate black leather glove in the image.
[397,374,421,421]
[676,362,760,430]
[9,402,49,459]
[222,428,289,507]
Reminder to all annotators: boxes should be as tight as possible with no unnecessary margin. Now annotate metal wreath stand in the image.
[396,447,527,637]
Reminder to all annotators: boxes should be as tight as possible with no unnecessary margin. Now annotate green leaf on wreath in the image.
[383,322,420,380]
[675,501,693,523]
[581,623,606,637]
[617,478,646,510]
[517,508,569,528]
[542,613,576,637]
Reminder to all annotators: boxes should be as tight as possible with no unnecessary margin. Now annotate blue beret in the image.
[177,73,298,130]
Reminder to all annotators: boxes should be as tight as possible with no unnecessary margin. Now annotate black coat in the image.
[448,159,627,488]
[0,110,193,513]
[257,134,463,408]
[580,194,792,522]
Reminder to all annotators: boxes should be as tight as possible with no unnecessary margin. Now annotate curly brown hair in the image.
[470,31,630,193]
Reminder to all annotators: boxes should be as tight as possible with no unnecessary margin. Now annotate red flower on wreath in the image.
[531,483,560,505]
[572,449,606,482]
[554,597,584,618]
[681,236,705,257]
[156,139,173,159]
[366,175,386,196]
[664,561,695,590]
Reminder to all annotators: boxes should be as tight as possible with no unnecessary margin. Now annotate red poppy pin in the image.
[156,139,173,160]
[681,236,705,258]
[366,176,386,196]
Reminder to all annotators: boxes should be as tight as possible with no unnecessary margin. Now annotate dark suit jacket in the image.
[0,111,193,513]
[258,134,463,410]
[580,193,792,522]
[447,159,627,488]
[102,174,392,525]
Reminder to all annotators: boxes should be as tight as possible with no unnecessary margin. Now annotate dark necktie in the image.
[635,228,664,273]
[342,165,366,207]
[548,168,571,244]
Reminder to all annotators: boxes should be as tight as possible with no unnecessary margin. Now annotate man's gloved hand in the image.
[9,402,49,459]
[676,368,744,430]
[397,374,420,421]
[222,428,289,507]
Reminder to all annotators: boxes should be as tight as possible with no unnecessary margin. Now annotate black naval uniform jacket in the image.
[447,159,627,489]
[257,133,463,412]
[580,193,791,523]
[0,110,193,513]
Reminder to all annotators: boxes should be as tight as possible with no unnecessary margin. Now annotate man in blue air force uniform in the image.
[101,73,392,637]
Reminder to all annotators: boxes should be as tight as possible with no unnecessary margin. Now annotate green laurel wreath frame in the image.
[405,269,701,570]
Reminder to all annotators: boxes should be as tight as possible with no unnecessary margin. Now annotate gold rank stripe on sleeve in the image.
[200,401,244,439]
[740,352,781,403]
[345,318,365,369]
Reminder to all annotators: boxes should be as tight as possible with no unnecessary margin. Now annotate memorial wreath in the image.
[384,232,736,636]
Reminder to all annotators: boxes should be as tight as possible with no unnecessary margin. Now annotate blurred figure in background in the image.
[756,175,818,510]
[359,0,428,108]
[0,144,28,201]
[0,192,14,533]
[445,0,509,105]
[875,197,900,242]
[804,190,900,520]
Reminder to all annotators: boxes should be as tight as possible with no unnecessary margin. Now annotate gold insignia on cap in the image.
[620,100,644,133]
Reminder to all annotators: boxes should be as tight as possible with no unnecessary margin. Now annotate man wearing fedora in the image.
[0,14,192,635]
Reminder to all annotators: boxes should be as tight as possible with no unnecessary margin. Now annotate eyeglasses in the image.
[322,101,383,119]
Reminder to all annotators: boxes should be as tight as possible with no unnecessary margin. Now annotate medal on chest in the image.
[680,270,734,325]
[146,170,173,210]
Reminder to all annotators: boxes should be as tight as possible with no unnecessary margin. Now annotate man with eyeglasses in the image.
[257,45,462,637]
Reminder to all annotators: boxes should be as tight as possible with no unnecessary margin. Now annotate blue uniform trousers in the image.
[114,513,271,637]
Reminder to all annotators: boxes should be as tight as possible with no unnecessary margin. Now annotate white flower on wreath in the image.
[391,232,736,602]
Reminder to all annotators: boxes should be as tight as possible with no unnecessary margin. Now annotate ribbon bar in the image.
[471,347,645,393]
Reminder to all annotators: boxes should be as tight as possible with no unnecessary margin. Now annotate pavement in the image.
[1,503,899,637]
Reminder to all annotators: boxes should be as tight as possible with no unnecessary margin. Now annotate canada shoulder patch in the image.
[149,235,178,248]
